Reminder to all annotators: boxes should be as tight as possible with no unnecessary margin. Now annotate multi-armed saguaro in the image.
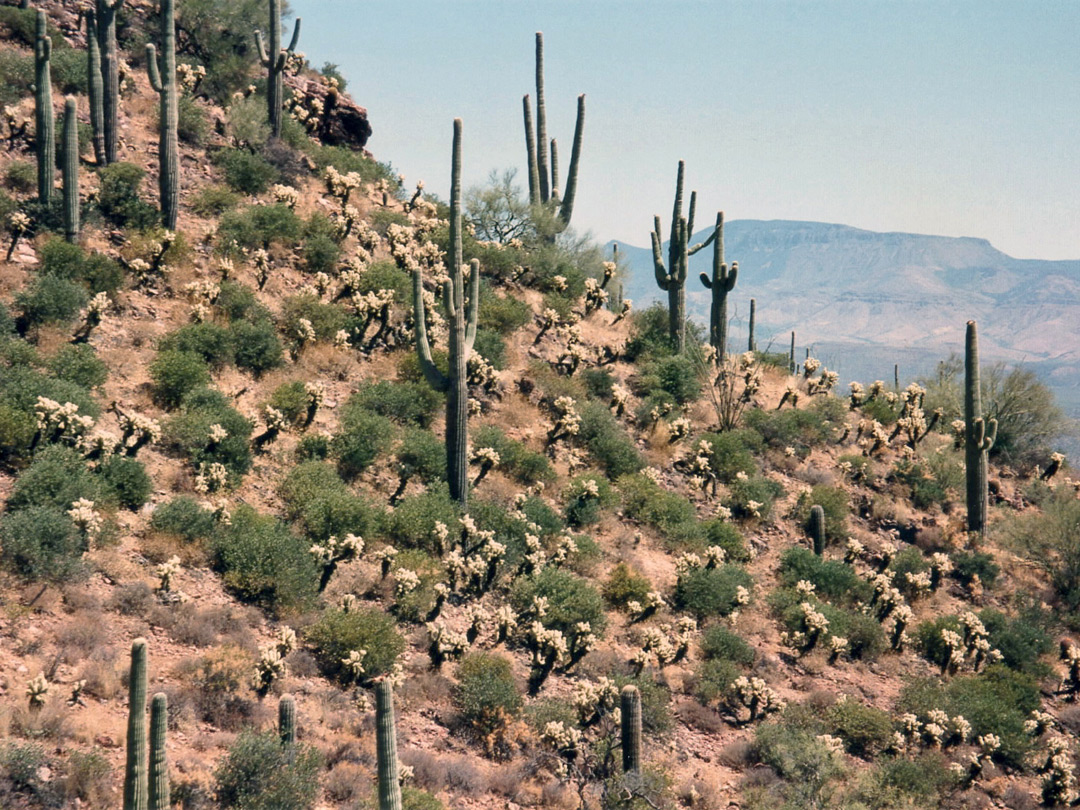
[375,680,403,810]
[95,0,124,165]
[85,9,106,165]
[652,161,718,353]
[146,0,179,229]
[255,0,301,138]
[61,97,79,242]
[413,119,480,509]
[522,32,585,237]
[964,320,996,538]
[33,10,53,204]
[698,210,738,356]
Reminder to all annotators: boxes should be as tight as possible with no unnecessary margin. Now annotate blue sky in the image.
[291,1,1080,260]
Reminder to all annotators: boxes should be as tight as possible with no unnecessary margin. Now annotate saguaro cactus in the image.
[621,684,642,774]
[146,0,178,229]
[95,0,123,165]
[699,210,738,356]
[124,638,148,810]
[413,119,480,509]
[521,32,584,236]
[809,504,825,556]
[964,320,996,537]
[255,0,301,138]
[33,10,54,204]
[61,97,79,242]
[85,9,105,165]
[148,693,169,810]
[375,680,403,810]
[652,161,718,352]
[748,299,756,353]
[279,693,296,746]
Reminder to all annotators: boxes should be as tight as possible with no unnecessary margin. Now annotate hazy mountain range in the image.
[609,220,1080,413]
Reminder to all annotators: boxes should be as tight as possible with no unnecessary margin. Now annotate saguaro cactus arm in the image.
[556,94,585,226]
[522,95,540,205]
[61,97,79,242]
[85,10,105,165]
[148,693,169,810]
[412,268,449,392]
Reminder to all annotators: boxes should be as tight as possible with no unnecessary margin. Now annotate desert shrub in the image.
[563,474,615,527]
[771,588,884,659]
[5,161,35,193]
[150,349,211,408]
[296,433,330,461]
[151,496,217,543]
[1000,488,1080,610]
[160,323,235,368]
[164,387,253,483]
[858,752,960,807]
[754,719,843,807]
[472,425,553,485]
[0,402,36,463]
[395,427,446,485]
[977,606,1053,675]
[1,502,86,582]
[582,367,615,400]
[96,162,159,229]
[214,730,322,810]
[385,487,460,552]
[897,666,1040,767]
[519,496,565,537]
[351,380,442,428]
[792,485,849,546]
[211,504,318,613]
[332,406,396,479]
[724,474,784,521]
[634,354,701,405]
[265,381,308,426]
[778,547,870,603]
[215,281,260,322]
[213,147,279,194]
[617,472,702,546]
[692,658,742,706]
[191,185,241,217]
[7,445,102,512]
[511,567,607,642]
[278,462,344,517]
[472,327,506,369]
[602,563,652,609]
[229,319,283,376]
[744,399,842,451]
[177,94,209,145]
[675,565,753,619]
[891,458,949,509]
[455,653,523,746]
[702,519,749,562]
[701,625,755,666]
[63,748,112,805]
[301,233,340,276]
[624,303,679,360]
[305,607,404,683]
[577,401,644,479]
[281,294,348,343]
[292,489,382,546]
[217,203,302,252]
[697,430,761,483]
[949,550,1000,589]
[0,741,47,792]
[50,47,88,95]
[47,344,108,390]
[98,456,152,510]
[825,699,894,758]
[15,274,88,330]
[479,288,531,334]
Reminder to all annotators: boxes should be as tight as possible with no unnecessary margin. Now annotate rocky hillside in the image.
[0,4,1078,810]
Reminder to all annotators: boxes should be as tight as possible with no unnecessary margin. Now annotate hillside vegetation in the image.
[0,3,1076,810]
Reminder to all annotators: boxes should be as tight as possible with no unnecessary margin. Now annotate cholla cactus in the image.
[547,396,581,445]
[803,357,821,378]
[613,298,632,323]
[310,533,364,593]
[849,381,865,409]
[341,649,367,682]
[1040,737,1077,806]
[807,368,839,396]
[253,405,289,451]
[68,679,87,707]
[781,602,830,655]
[252,248,272,290]
[6,211,31,261]
[393,567,421,599]
[36,397,95,445]
[425,621,467,669]
[26,672,50,710]
[729,676,783,722]
[928,553,953,591]
[494,605,518,645]
[1060,640,1080,700]
[68,498,103,538]
[155,555,181,593]
[542,720,584,762]
[1041,451,1067,483]
[271,183,300,208]
[886,604,914,651]
[572,677,620,726]
[667,417,691,443]
[939,629,965,676]
[193,462,229,494]
[776,384,799,410]
[254,645,287,696]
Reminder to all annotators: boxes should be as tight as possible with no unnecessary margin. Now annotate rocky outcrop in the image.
[284,74,372,150]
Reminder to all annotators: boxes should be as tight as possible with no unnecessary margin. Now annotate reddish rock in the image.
[284,75,372,150]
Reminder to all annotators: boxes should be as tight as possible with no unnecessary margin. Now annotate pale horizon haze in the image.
[290,0,1080,261]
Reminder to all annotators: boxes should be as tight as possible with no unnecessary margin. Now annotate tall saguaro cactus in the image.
[521,32,585,237]
[698,210,738,356]
[375,680,403,810]
[33,10,54,204]
[61,97,79,242]
[621,684,642,774]
[148,693,169,810]
[85,9,106,165]
[124,638,149,810]
[809,504,826,556]
[146,0,178,229]
[748,299,756,353]
[255,0,301,138]
[413,119,480,509]
[279,694,296,746]
[95,0,123,165]
[964,320,996,537]
[652,161,717,353]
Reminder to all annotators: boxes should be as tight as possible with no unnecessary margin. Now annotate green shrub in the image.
[472,425,553,485]
[702,519,749,562]
[860,753,960,806]
[386,486,460,552]
[177,94,209,145]
[0,740,46,792]
[191,185,241,217]
[950,549,1000,589]
[754,720,843,807]
[478,288,531,334]
[602,563,652,609]
[675,565,753,619]
[0,505,84,581]
[150,350,211,408]
[296,433,330,461]
[778,547,871,604]
[697,430,760,483]
[617,473,701,546]
[472,327,506,369]
[892,458,949,509]
[164,388,253,484]
[98,456,152,510]
[213,148,279,194]
[825,699,894,758]
[7,445,102,512]
[332,406,396,479]
[211,504,319,613]
[563,474,615,527]
[304,607,404,682]
[979,605,1053,675]
[151,496,217,542]
[743,399,841,452]
[96,162,159,229]
[582,367,615,400]
[351,380,442,428]
[215,281,260,322]
[577,401,644,479]
[624,303,680,360]
[47,344,108,390]
[725,474,784,521]
[395,427,446,485]
[5,161,35,193]
[49,47,88,95]
[302,233,340,275]
[281,294,347,342]
[160,323,235,368]
[278,462,344,517]
[15,274,87,330]
[349,259,411,302]
[511,567,606,644]
[214,730,322,810]
[634,354,701,405]
[792,485,849,546]
[771,588,885,660]
[700,625,755,666]
[263,380,308,427]
[230,319,283,375]
[455,653,523,743]
[217,203,301,252]
[291,489,382,545]
[692,658,741,705]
